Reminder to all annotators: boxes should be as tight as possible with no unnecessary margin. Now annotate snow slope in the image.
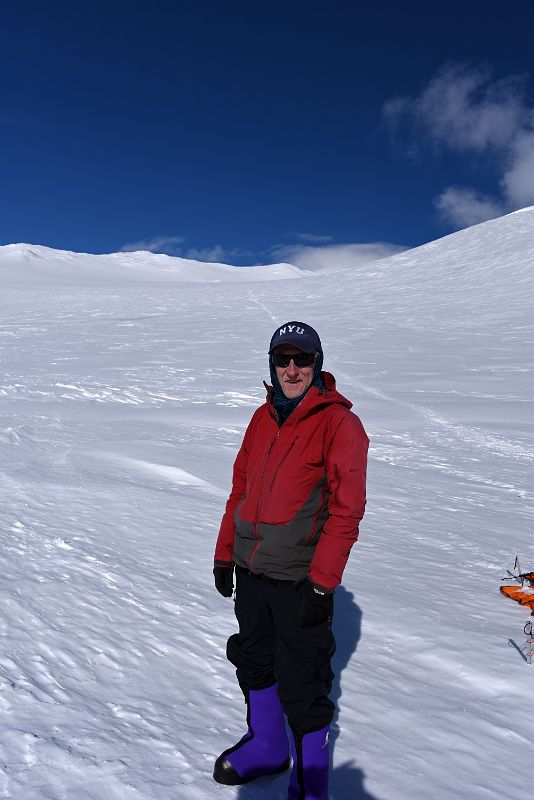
[0,244,304,285]
[0,208,533,799]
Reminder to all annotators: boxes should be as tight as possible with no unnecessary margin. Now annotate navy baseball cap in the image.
[268,321,322,354]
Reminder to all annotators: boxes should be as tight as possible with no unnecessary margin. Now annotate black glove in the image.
[297,578,333,627]
[214,561,234,597]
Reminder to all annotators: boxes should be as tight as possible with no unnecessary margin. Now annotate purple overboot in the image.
[288,725,330,800]
[213,683,290,785]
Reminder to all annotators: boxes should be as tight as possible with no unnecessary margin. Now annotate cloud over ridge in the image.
[120,236,251,265]
[121,236,186,256]
[383,63,534,227]
[272,242,407,272]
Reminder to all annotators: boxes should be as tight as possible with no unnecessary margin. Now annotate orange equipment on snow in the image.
[500,582,534,612]
[500,559,534,615]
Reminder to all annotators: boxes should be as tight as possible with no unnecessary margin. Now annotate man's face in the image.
[273,345,315,399]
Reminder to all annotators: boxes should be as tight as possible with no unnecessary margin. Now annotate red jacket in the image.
[214,372,368,591]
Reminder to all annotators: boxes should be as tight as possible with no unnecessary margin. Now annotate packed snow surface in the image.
[1,209,533,799]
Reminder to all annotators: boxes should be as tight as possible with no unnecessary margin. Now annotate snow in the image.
[0,208,533,799]
[0,244,304,285]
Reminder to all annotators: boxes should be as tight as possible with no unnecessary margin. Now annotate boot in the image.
[213,683,290,785]
[288,725,330,799]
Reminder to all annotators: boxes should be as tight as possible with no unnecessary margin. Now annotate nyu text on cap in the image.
[268,321,322,354]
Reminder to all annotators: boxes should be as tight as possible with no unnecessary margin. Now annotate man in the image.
[213,321,368,799]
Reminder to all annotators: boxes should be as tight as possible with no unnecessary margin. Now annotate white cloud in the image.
[502,131,534,207]
[271,242,407,273]
[184,245,252,264]
[294,232,334,243]
[384,63,534,227]
[384,64,529,153]
[121,236,186,255]
[435,187,504,228]
[120,237,251,264]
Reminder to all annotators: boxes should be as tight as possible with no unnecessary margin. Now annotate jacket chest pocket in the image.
[269,437,299,494]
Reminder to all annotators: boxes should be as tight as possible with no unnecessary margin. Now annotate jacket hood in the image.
[264,371,352,423]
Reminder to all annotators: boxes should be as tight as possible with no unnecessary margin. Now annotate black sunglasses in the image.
[271,351,317,368]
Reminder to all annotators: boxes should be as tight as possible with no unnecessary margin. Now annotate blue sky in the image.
[1,1,534,265]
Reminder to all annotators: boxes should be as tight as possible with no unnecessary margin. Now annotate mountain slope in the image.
[0,210,532,799]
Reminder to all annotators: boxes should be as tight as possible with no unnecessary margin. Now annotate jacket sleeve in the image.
[308,412,369,591]
[214,408,261,564]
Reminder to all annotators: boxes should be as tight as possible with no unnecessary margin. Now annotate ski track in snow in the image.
[1,211,534,799]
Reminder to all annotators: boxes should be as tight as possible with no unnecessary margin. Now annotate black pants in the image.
[227,566,336,733]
